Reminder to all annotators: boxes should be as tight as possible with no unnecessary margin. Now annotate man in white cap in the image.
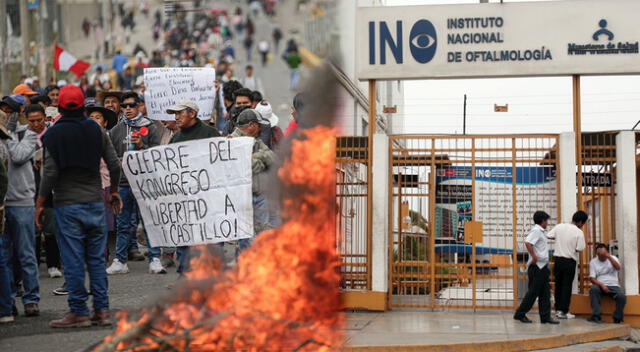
[255,100,283,149]
[167,100,220,274]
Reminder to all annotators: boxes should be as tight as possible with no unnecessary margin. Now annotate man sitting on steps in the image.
[588,243,626,324]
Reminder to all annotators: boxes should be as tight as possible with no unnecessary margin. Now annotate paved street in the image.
[0,1,306,350]
[0,241,179,352]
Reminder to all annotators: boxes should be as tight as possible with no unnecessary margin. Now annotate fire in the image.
[95,126,343,352]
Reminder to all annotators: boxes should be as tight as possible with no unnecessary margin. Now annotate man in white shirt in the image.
[546,211,588,319]
[588,244,626,323]
[514,211,559,324]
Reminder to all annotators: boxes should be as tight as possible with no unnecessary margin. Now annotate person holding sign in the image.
[36,84,122,328]
[107,92,165,276]
[166,100,221,274]
[230,109,275,257]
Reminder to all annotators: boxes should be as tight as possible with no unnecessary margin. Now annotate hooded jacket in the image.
[5,122,37,206]
[230,128,275,195]
[109,113,160,187]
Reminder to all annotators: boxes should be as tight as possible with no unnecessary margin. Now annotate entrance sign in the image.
[122,137,255,247]
[144,67,216,121]
[435,166,557,250]
[358,0,640,80]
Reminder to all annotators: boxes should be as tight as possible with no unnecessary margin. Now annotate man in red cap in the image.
[36,84,122,328]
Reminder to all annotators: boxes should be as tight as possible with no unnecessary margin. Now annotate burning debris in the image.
[93,67,343,352]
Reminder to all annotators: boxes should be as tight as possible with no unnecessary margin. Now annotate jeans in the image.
[4,206,39,306]
[115,187,159,263]
[290,69,300,90]
[55,202,109,316]
[553,256,576,314]
[236,194,271,257]
[590,285,626,321]
[0,235,13,316]
[176,246,191,274]
[514,265,551,321]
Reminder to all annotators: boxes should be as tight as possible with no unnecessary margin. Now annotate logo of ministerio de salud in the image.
[369,19,438,65]
[568,19,638,55]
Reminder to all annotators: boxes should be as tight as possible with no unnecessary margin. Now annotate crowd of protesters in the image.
[0,0,305,328]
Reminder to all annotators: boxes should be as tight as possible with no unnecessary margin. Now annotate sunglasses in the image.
[122,102,138,108]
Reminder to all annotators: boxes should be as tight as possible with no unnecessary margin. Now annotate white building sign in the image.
[357,0,640,80]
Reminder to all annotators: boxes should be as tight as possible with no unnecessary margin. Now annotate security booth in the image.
[338,0,640,325]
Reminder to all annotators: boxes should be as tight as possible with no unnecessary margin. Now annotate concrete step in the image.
[531,339,639,352]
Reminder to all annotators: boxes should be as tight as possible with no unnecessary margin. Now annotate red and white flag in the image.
[53,45,90,78]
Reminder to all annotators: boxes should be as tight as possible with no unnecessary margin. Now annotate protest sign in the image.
[143,67,216,121]
[122,137,255,247]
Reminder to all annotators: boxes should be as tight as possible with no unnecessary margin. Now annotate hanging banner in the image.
[143,67,216,121]
[358,0,640,80]
[122,137,255,247]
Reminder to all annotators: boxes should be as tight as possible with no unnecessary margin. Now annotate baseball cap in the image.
[13,83,38,96]
[58,84,85,109]
[166,100,199,114]
[255,100,279,127]
[236,109,261,126]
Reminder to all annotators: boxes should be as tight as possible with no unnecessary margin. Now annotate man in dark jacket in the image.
[167,100,220,274]
[36,84,121,328]
[106,92,165,275]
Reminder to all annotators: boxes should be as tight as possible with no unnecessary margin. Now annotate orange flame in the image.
[97,126,343,352]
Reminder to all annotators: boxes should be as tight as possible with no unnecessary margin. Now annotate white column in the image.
[559,132,582,294]
[559,132,577,223]
[371,134,388,292]
[615,131,639,295]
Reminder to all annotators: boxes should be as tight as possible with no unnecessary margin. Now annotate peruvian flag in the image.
[53,45,90,78]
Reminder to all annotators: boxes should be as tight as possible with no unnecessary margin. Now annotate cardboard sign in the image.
[144,67,216,121]
[122,137,255,247]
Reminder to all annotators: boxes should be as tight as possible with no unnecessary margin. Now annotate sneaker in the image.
[48,267,63,278]
[128,251,146,262]
[565,312,575,319]
[149,258,167,274]
[53,283,68,296]
[106,259,129,275]
[556,311,567,319]
[0,316,14,324]
[587,316,602,323]
[24,303,39,317]
[49,312,91,328]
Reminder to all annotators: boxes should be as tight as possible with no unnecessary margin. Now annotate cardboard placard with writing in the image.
[122,137,255,247]
[144,67,216,121]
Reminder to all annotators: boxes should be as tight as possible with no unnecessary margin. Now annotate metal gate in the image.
[389,135,560,309]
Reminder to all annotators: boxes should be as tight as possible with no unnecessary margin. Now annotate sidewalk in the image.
[345,310,633,352]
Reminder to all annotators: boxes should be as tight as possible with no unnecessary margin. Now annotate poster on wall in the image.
[435,166,557,251]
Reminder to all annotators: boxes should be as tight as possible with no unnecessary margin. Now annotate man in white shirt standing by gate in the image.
[546,210,588,319]
[514,211,559,324]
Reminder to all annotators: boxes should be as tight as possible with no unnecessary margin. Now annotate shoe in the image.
[106,259,129,275]
[0,316,14,323]
[24,303,39,317]
[149,258,167,274]
[52,284,68,296]
[514,315,533,323]
[48,267,63,278]
[90,310,112,326]
[587,316,602,323]
[565,312,575,319]
[541,319,560,324]
[128,251,146,262]
[49,312,91,328]
[614,318,623,324]
[556,311,567,319]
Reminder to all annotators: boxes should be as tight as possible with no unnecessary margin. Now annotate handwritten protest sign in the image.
[122,137,255,247]
[143,67,216,121]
